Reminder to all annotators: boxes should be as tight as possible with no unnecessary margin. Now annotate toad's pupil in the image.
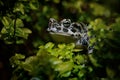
[63,22,70,28]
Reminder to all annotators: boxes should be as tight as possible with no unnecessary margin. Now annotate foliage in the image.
[0,0,120,80]
[1,16,31,44]
[10,42,94,80]
[88,17,120,79]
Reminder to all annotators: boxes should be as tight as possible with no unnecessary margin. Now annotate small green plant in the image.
[1,16,31,44]
[10,42,94,80]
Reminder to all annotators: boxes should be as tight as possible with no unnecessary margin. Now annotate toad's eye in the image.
[60,19,71,28]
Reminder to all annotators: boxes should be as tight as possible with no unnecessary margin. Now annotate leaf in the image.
[69,77,78,80]
[49,57,62,65]
[22,56,39,75]
[88,54,101,67]
[53,0,60,4]
[9,53,25,68]
[15,53,25,59]
[2,17,10,27]
[29,2,38,10]
[14,3,25,14]
[58,44,66,49]
[16,27,31,39]
[44,42,55,49]
[61,71,71,77]
[74,55,85,64]
[55,61,73,75]
[1,27,7,34]
[66,43,75,49]
[16,19,24,27]
[78,70,84,78]
[72,48,83,52]
[106,67,116,78]
[22,28,32,34]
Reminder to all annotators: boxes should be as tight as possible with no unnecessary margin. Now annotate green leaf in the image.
[88,54,101,67]
[22,28,32,34]
[106,67,116,78]
[44,42,54,49]
[22,56,39,75]
[72,48,83,52]
[66,43,75,49]
[55,61,73,75]
[1,27,7,34]
[74,55,85,64]
[69,77,78,80]
[14,3,25,14]
[49,57,62,65]
[58,44,66,49]
[16,19,24,27]
[78,70,84,78]
[2,17,10,27]
[61,71,71,77]
[15,53,25,59]
[9,53,25,68]
[29,2,38,10]
[53,0,60,4]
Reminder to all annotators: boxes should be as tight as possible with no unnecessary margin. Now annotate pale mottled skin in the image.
[47,18,93,53]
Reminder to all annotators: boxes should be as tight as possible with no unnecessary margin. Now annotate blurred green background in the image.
[0,0,120,80]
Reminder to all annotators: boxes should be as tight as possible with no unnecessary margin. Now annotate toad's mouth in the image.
[49,32,71,36]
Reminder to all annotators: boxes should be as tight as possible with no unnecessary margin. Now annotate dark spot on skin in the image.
[71,34,74,36]
[78,34,80,37]
[50,30,55,32]
[82,39,88,46]
[86,37,89,41]
[71,28,77,33]
[63,28,68,32]
[79,22,87,32]
[75,34,78,36]
[74,23,79,28]
[72,23,82,32]
[56,27,61,30]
